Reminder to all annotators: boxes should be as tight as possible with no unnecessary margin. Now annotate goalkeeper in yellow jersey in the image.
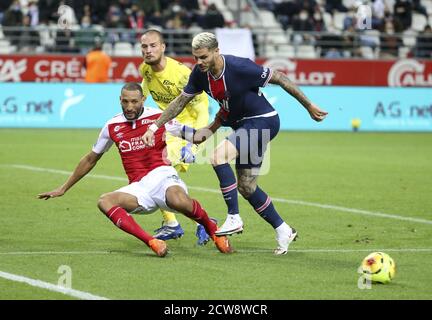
[139,29,212,245]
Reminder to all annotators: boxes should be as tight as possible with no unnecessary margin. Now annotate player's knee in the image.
[238,182,256,198]
[210,152,227,166]
[97,193,115,212]
[210,154,219,166]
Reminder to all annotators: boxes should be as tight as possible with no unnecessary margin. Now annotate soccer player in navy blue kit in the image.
[142,32,328,255]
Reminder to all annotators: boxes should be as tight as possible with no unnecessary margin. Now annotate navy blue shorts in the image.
[227,115,280,169]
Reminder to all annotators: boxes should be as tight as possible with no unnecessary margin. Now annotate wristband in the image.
[149,123,159,133]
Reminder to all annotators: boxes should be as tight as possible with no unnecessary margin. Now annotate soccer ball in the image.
[360,252,396,284]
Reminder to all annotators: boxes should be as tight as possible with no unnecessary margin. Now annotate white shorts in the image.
[115,166,188,214]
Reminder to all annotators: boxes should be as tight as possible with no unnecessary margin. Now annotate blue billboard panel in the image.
[258,86,432,132]
[1,83,431,131]
[0,83,124,128]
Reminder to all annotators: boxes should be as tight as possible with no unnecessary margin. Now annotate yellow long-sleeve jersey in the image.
[139,57,209,171]
[139,57,209,129]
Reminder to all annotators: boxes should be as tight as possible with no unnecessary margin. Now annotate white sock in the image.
[165,221,179,227]
[275,222,291,236]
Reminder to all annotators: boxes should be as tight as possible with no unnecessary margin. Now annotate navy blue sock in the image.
[213,164,239,215]
[247,186,283,228]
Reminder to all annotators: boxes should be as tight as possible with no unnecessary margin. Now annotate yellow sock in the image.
[174,163,188,173]
[161,209,179,227]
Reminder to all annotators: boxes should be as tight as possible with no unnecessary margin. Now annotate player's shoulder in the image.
[224,54,255,68]
[140,106,163,118]
[167,57,191,73]
[104,112,127,127]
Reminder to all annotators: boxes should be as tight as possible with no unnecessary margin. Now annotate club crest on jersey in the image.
[144,71,152,83]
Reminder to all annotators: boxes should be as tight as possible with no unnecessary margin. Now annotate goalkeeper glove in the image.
[180,142,196,164]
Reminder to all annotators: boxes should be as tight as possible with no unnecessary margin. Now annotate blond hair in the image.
[191,32,218,50]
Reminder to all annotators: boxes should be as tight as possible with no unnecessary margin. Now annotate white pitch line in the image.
[1,248,432,256]
[0,250,112,256]
[0,270,109,300]
[7,164,432,226]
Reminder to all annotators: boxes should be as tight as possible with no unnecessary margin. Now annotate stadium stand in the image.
[0,0,431,59]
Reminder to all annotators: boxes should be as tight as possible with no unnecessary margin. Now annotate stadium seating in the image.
[113,42,134,57]
[0,0,431,59]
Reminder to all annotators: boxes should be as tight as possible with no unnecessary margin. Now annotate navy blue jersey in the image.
[183,55,275,128]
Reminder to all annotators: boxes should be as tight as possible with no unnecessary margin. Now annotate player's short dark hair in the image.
[121,82,143,96]
[141,28,165,44]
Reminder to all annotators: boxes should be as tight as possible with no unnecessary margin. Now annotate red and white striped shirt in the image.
[92,107,182,183]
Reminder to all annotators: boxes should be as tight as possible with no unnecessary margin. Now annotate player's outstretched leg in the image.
[98,193,168,257]
[211,140,244,236]
[154,209,185,240]
[165,186,233,253]
[236,166,297,255]
[245,186,297,255]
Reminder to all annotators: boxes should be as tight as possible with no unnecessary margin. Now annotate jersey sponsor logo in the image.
[261,67,269,79]
[163,80,175,86]
[114,125,124,132]
[119,137,147,153]
[141,119,156,125]
[119,140,132,152]
[149,90,176,104]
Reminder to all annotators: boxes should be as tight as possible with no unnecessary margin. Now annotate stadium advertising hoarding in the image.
[0,83,430,131]
[1,55,432,87]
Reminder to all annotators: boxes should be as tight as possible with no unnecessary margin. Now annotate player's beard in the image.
[124,107,143,121]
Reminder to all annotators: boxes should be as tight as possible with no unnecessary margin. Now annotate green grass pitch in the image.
[0,129,431,300]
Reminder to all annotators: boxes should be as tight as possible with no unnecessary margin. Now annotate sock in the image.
[213,164,239,215]
[106,206,153,245]
[160,209,179,227]
[183,200,217,237]
[247,186,284,228]
[275,222,292,236]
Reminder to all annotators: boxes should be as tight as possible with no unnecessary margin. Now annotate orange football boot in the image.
[149,239,168,257]
[212,235,233,253]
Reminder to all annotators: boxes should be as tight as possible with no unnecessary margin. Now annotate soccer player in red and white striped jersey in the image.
[38,83,232,257]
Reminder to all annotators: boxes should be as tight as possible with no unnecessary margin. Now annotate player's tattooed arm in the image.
[269,70,312,109]
[155,94,194,128]
[269,70,328,122]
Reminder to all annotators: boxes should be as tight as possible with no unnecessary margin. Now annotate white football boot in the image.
[214,214,244,236]
[274,224,298,255]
